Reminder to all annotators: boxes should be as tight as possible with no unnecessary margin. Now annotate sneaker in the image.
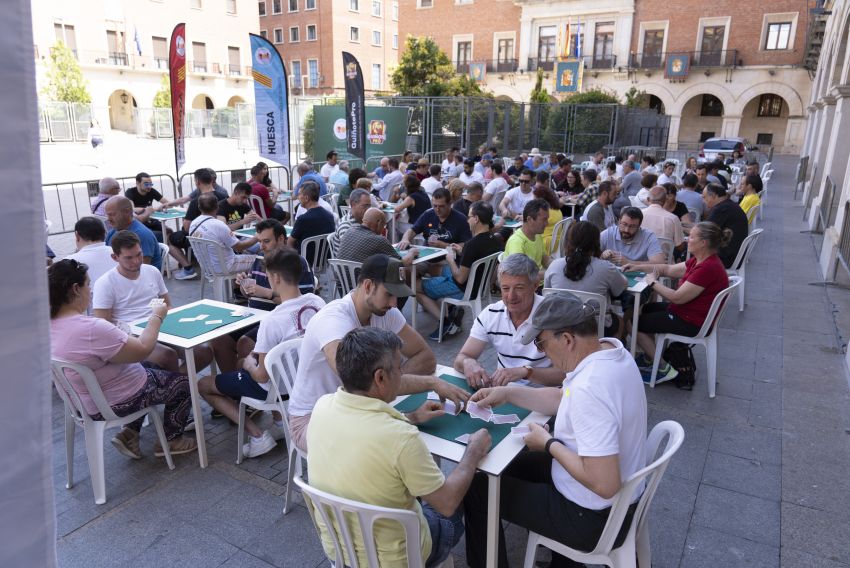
[242,430,277,458]
[174,266,198,280]
[154,435,198,457]
[428,320,459,341]
[211,409,226,419]
[269,422,287,442]
[111,428,141,460]
[444,321,460,336]
[655,362,679,384]
[634,354,653,370]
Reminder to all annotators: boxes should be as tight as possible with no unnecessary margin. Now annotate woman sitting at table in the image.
[393,174,431,225]
[49,259,197,459]
[533,185,563,252]
[623,221,731,389]
[545,221,627,339]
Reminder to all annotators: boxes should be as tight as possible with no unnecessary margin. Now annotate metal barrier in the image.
[42,173,177,235]
[177,165,292,199]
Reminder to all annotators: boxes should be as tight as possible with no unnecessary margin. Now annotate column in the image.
[721,116,741,138]
[666,114,682,150]
[803,98,836,218]
[816,86,850,273]
[518,18,533,72]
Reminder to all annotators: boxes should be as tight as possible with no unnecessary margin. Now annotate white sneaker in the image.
[268,422,287,441]
[242,430,277,458]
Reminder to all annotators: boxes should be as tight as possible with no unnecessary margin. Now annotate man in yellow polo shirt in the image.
[504,198,551,272]
[306,327,492,567]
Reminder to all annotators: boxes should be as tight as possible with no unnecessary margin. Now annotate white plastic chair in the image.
[760,162,772,178]
[326,233,339,260]
[437,252,501,343]
[726,229,763,312]
[340,205,351,218]
[301,232,333,276]
[543,288,607,338]
[648,276,742,397]
[51,359,175,505]
[523,420,685,568]
[249,194,268,220]
[322,193,339,211]
[687,207,701,223]
[158,242,171,279]
[329,259,362,299]
[746,204,760,229]
[491,189,507,211]
[657,237,675,265]
[295,475,452,568]
[326,182,337,194]
[263,339,305,514]
[187,235,255,302]
[758,169,773,221]
[549,217,573,258]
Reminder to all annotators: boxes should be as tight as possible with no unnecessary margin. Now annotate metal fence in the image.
[39,101,93,142]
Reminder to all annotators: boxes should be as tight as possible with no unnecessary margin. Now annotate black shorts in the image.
[228,322,260,343]
[637,302,700,337]
[215,369,269,400]
[169,230,189,249]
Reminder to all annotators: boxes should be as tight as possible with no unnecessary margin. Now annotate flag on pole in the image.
[575,17,582,58]
[564,19,571,60]
[134,26,142,56]
[168,23,186,175]
[342,51,366,161]
[250,33,290,167]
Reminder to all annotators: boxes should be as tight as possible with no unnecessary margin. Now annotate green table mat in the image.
[235,226,290,238]
[393,245,444,259]
[493,216,521,228]
[152,209,186,220]
[394,374,531,447]
[624,271,646,288]
[138,304,252,339]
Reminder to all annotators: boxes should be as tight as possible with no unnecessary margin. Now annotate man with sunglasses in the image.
[125,172,170,240]
[461,291,646,568]
[499,169,536,220]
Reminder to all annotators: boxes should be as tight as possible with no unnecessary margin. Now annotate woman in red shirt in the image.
[624,221,731,387]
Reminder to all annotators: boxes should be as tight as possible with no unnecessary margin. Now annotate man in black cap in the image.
[462,291,647,568]
[287,254,470,453]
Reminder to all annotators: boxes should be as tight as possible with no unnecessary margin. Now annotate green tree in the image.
[390,36,486,97]
[41,42,91,103]
[153,74,171,108]
[529,68,552,103]
[302,107,315,160]
[624,86,648,107]
[563,88,620,104]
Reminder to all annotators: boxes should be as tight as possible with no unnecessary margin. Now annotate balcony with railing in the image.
[453,59,520,74]
[628,49,740,70]
[108,52,128,66]
[526,54,618,72]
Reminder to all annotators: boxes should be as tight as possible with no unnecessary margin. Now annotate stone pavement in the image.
[51,154,850,567]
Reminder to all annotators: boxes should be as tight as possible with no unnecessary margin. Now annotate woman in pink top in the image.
[49,259,197,459]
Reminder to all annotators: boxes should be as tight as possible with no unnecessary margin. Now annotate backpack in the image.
[663,342,696,390]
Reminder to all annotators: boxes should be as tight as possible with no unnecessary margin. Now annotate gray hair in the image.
[623,160,636,171]
[297,162,311,176]
[348,188,370,205]
[336,327,403,392]
[338,160,350,172]
[498,253,539,283]
[98,177,120,194]
[648,186,666,204]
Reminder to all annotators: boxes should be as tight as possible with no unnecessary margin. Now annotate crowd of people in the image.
[49,143,765,567]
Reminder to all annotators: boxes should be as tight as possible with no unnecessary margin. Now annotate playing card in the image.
[205,319,223,325]
[230,310,248,317]
[148,298,165,307]
[426,391,441,401]
[454,434,471,444]
[466,401,493,421]
[491,413,520,425]
[510,425,530,437]
[443,400,460,416]
[178,318,195,323]
[195,314,209,320]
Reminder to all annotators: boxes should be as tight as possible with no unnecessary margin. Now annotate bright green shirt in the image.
[307,388,445,567]
[505,228,546,268]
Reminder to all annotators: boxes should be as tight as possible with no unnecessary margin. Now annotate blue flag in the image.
[250,33,290,167]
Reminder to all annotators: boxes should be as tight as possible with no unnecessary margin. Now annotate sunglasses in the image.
[143,182,154,187]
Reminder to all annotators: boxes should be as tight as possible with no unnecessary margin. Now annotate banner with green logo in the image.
[313,105,409,163]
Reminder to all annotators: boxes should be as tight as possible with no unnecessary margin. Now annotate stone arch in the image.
[669,82,735,116]
[635,83,676,116]
[227,95,245,107]
[191,94,215,109]
[107,89,138,133]
[731,82,805,116]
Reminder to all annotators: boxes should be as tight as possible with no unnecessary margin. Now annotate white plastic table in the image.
[626,277,649,356]
[130,299,268,468]
[394,244,447,330]
[151,207,187,232]
[394,365,551,568]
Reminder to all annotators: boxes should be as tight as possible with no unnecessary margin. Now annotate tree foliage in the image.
[42,42,91,103]
[563,88,620,104]
[391,36,487,97]
[624,86,648,107]
[153,75,171,108]
[529,69,552,104]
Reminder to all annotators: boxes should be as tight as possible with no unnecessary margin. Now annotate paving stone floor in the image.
[51,154,850,567]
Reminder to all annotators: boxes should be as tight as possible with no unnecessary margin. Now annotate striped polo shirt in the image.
[469,294,551,372]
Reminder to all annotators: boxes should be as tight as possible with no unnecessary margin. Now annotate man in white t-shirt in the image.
[499,169,535,219]
[483,168,510,203]
[189,192,258,274]
[67,216,117,284]
[459,158,485,186]
[200,248,326,458]
[320,150,339,180]
[462,292,647,567]
[421,164,444,196]
[657,161,679,186]
[440,147,458,181]
[287,254,470,453]
[92,230,213,373]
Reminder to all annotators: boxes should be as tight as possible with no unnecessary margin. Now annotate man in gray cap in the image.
[461,291,647,568]
[287,254,469,453]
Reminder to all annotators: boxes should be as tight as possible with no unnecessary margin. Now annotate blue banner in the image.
[250,34,290,167]
[554,60,583,93]
[665,54,690,80]
[469,62,486,82]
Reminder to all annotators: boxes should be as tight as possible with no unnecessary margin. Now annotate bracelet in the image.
[545,437,565,455]
[150,314,164,324]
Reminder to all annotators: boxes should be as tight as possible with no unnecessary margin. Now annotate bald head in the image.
[297,162,311,176]
[99,177,120,195]
[648,186,666,205]
[104,195,134,229]
[362,207,388,234]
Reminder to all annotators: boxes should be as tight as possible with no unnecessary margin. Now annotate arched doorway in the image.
[107,89,138,133]
[227,95,245,107]
[678,93,724,146]
[648,95,665,114]
[739,93,789,149]
[191,94,215,109]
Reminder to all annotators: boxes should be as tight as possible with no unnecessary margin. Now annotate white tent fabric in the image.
[0,0,58,565]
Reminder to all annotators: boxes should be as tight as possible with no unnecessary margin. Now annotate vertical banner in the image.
[342,51,366,160]
[555,59,583,93]
[665,53,691,80]
[469,62,486,82]
[250,33,290,167]
[168,23,186,175]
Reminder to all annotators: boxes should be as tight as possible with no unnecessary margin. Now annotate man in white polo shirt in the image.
[287,254,470,453]
[189,192,258,274]
[67,216,117,284]
[454,254,564,387]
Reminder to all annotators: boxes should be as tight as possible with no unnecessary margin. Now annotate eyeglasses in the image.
[533,332,561,352]
[143,182,154,187]
[519,179,532,184]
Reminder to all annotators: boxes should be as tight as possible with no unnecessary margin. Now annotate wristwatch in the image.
[545,438,565,455]
[523,365,533,379]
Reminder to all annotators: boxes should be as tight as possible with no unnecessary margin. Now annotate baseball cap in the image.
[482,153,493,161]
[463,158,475,166]
[520,292,599,345]
[359,254,414,297]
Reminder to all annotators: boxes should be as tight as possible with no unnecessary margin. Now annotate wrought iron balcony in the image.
[628,49,740,70]
[526,54,618,72]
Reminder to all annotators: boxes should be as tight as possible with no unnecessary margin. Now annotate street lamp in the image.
[120,92,129,104]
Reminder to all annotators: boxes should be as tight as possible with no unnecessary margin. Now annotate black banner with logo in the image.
[342,51,366,160]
